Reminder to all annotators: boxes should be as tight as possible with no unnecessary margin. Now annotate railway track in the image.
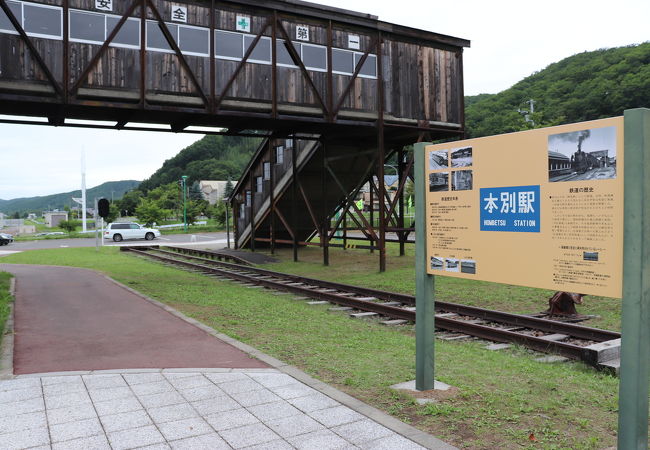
[122,245,621,369]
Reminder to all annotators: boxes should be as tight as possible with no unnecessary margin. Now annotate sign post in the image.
[415,142,436,391]
[618,108,649,449]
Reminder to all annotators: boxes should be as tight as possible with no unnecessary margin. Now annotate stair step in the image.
[381,319,408,326]
[350,312,378,318]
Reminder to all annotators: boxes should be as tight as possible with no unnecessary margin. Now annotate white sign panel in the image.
[296,25,309,41]
[95,0,112,12]
[171,5,187,23]
[348,34,360,50]
[236,15,251,33]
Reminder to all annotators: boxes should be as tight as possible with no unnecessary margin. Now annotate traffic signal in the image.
[98,198,110,219]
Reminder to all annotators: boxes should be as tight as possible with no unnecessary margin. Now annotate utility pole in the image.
[182,175,188,232]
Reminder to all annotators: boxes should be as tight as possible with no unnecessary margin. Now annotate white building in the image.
[44,211,68,228]
[198,180,229,205]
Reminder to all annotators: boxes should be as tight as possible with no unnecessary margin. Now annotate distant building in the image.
[198,180,229,205]
[44,211,68,228]
[0,213,4,227]
[27,213,37,220]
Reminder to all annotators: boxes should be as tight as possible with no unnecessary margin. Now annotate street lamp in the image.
[181,175,188,232]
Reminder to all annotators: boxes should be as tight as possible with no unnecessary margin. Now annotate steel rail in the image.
[124,246,613,365]
[157,246,620,343]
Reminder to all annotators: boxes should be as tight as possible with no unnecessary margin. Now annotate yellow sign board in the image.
[424,117,624,298]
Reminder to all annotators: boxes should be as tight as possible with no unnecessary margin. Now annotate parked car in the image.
[0,233,13,246]
[104,223,161,242]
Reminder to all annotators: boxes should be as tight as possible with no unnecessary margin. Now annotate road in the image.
[0,231,229,252]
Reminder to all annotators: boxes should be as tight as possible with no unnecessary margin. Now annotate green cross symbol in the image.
[238,17,249,29]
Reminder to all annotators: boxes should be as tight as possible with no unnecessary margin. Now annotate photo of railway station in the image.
[548,126,617,182]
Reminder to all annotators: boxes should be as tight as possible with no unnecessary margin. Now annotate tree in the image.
[58,220,80,233]
[189,181,203,201]
[224,179,234,199]
[103,203,120,224]
[118,190,143,217]
[206,201,227,226]
[135,199,168,226]
[186,199,209,224]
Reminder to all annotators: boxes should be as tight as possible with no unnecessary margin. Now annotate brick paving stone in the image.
[265,414,325,438]
[0,396,44,418]
[168,432,231,450]
[219,422,280,449]
[247,373,295,389]
[165,374,213,391]
[204,408,259,431]
[83,375,127,390]
[270,383,318,400]
[94,396,143,416]
[0,387,42,404]
[45,391,92,410]
[204,372,249,384]
[157,417,212,441]
[49,417,104,443]
[88,386,133,403]
[191,395,240,416]
[138,390,186,409]
[287,393,340,413]
[41,375,83,386]
[0,410,47,434]
[247,400,301,422]
[287,428,355,450]
[178,384,224,402]
[0,426,50,449]
[148,403,198,424]
[218,379,265,395]
[47,403,98,426]
[99,409,153,433]
[0,378,40,392]
[43,380,86,396]
[308,405,366,428]
[359,434,426,449]
[230,388,282,407]
[51,433,111,450]
[331,419,393,445]
[130,380,175,397]
[242,439,295,450]
[123,373,166,385]
[107,425,166,450]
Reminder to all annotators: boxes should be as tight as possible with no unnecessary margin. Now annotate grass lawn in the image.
[0,246,640,449]
[0,272,12,359]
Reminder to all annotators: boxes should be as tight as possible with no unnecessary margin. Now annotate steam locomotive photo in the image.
[571,148,600,174]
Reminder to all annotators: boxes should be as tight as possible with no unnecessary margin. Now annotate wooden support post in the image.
[322,141,329,266]
[269,139,275,255]
[343,206,347,250]
[292,137,298,262]
[250,175,255,252]
[414,142,435,391]
[618,108,650,449]
[377,32,386,273]
[398,148,406,256]
[369,180,374,253]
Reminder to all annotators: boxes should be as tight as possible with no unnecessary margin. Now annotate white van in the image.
[104,223,161,242]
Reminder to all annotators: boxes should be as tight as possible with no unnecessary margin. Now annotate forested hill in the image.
[138,135,261,192]
[465,42,650,138]
[0,180,139,215]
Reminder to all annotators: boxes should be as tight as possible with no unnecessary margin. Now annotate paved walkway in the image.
[2,264,267,374]
[0,264,455,449]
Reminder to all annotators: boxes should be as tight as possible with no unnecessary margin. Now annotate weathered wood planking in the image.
[0,0,464,125]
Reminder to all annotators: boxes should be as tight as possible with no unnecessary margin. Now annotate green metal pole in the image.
[618,108,650,450]
[182,175,188,233]
[414,142,435,391]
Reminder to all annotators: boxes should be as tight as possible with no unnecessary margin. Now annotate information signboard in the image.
[424,117,624,298]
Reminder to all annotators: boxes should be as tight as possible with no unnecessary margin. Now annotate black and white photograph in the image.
[430,257,444,270]
[461,260,476,274]
[451,170,473,191]
[445,258,459,272]
[451,146,473,167]
[547,126,617,182]
[429,150,449,170]
[429,172,449,192]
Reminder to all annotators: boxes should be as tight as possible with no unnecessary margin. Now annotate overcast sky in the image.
[1,0,648,200]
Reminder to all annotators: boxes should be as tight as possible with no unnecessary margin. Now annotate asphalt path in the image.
[1,231,230,252]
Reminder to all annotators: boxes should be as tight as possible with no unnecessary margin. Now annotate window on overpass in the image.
[332,48,353,74]
[244,34,271,63]
[0,0,22,34]
[70,10,104,42]
[301,43,326,71]
[256,176,263,193]
[106,16,140,48]
[215,30,242,59]
[354,53,377,78]
[263,162,271,180]
[178,25,209,56]
[276,40,297,67]
[146,21,178,52]
[23,2,62,39]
